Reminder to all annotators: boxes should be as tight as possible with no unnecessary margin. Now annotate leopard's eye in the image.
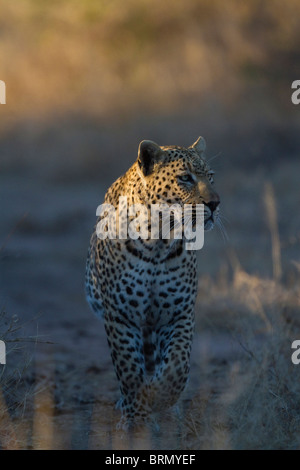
[178,174,195,184]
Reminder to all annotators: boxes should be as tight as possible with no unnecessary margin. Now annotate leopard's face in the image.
[137,137,220,231]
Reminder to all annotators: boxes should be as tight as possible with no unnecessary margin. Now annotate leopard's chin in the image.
[204,217,214,231]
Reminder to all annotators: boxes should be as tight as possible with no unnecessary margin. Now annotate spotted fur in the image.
[85,137,220,428]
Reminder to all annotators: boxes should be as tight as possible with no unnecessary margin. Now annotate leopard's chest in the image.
[100,238,198,326]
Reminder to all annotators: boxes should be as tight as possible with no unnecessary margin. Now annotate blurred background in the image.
[1,0,300,450]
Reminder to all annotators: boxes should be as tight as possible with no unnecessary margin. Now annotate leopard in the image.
[85,136,220,429]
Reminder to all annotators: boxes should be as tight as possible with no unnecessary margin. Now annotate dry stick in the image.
[264,182,282,282]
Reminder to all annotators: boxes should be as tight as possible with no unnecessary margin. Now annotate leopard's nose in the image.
[204,200,220,213]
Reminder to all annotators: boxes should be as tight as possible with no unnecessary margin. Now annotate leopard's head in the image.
[136,137,220,231]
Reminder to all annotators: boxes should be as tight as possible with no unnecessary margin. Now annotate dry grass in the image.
[1,0,300,126]
[186,265,300,450]
[0,310,57,449]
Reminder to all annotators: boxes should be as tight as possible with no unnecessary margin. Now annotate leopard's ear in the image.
[137,140,165,176]
[190,136,206,156]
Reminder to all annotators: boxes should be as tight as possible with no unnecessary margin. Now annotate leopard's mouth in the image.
[168,205,218,234]
[184,207,216,231]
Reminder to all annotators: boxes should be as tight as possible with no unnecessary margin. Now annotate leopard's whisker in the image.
[216,216,229,242]
[207,151,222,164]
